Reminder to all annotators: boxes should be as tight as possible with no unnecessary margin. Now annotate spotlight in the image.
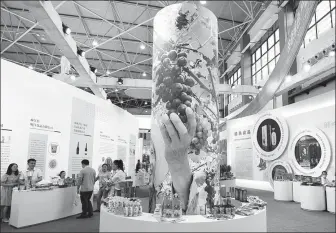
[70,75,76,81]
[200,1,206,4]
[231,84,236,89]
[303,62,311,72]
[90,66,97,74]
[92,40,98,47]
[115,89,118,92]
[28,65,34,70]
[145,101,148,105]
[117,78,123,85]
[62,23,71,35]
[249,95,253,100]
[328,50,335,57]
[142,72,147,77]
[285,75,292,83]
[106,70,111,75]
[120,100,124,104]
[140,44,146,50]
[77,47,85,57]
[258,86,262,91]
[323,49,328,56]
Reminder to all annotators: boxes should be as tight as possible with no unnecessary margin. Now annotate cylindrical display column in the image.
[150,2,219,214]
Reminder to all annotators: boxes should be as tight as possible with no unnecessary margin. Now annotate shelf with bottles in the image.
[106,196,143,217]
[301,176,324,186]
[274,173,294,182]
[219,165,235,181]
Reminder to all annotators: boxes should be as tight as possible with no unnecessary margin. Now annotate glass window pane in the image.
[309,16,316,28]
[256,59,261,71]
[252,53,255,63]
[256,71,262,83]
[275,42,280,56]
[237,77,241,85]
[275,55,279,63]
[332,9,335,27]
[305,27,317,45]
[262,42,267,55]
[316,1,331,21]
[275,29,279,42]
[331,0,335,9]
[256,48,261,60]
[268,47,275,60]
[252,64,256,74]
[252,75,256,85]
[268,35,275,48]
[269,59,276,74]
[237,68,241,77]
[317,13,332,36]
[262,66,268,80]
[261,54,268,67]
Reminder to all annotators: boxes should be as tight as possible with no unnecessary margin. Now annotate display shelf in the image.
[99,205,267,232]
[292,181,301,203]
[300,185,326,211]
[326,186,335,214]
[274,181,293,201]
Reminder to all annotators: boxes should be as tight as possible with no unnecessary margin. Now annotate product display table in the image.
[300,185,326,211]
[292,181,301,203]
[274,181,293,201]
[326,187,335,213]
[10,187,81,228]
[219,179,236,189]
[99,206,267,232]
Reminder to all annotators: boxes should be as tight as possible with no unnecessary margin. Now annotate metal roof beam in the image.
[22,1,106,99]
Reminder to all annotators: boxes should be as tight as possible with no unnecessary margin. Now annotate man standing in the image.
[77,159,96,219]
[19,159,43,185]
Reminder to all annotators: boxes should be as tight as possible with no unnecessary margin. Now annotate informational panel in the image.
[1,125,12,175]
[68,97,95,176]
[28,133,48,176]
[128,134,137,178]
[235,149,253,179]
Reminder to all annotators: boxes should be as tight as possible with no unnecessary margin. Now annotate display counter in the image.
[99,205,267,232]
[10,186,81,228]
[326,187,335,214]
[300,185,326,211]
[292,181,301,203]
[274,181,293,201]
[219,179,236,189]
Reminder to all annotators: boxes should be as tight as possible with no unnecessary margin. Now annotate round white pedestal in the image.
[292,181,301,203]
[274,181,293,201]
[326,187,335,214]
[99,206,267,232]
[219,179,236,189]
[300,185,326,211]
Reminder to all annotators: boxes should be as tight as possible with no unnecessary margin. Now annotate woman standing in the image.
[1,163,20,223]
[58,171,66,186]
[110,160,126,196]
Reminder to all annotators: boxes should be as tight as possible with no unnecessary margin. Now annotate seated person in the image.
[20,159,42,186]
[321,171,331,186]
[58,171,66,185]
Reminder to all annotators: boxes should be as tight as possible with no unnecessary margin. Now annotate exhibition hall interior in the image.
[0,0,335,232]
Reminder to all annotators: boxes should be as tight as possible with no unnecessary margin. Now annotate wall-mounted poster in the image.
[289,128,331,177]
[252,112,289,161]
[267,160,292,187]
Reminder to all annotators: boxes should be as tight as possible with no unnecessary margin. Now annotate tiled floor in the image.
[1,189,334,232]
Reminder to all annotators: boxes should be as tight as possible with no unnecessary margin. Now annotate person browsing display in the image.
[19,159,43,186]
[1,163,20,223]
[94,164,111,212]
[57,171,66,186]
[77,159,96,219]
[110,160,126,196]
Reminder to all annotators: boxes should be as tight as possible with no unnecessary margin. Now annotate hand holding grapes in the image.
[159,107,196,210]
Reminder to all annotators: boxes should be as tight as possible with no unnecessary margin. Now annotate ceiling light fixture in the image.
[77,47,85,57]
[90,66,97,74]
[285,75,292,83]
[115,89,118,92]
[70,75,76,81]
[303,62,311,72]
[92,40,98,47]
[140,44,146,50]
[200,1,206,4]
[257,86,262,91]
[120,100,124,104]
[249,95,253,100]
[328,50,335,57]
[106,70,111,75]
[142,72,147,77]
[62,23,71,35]
[28,65,34,70]
[231,84,236,89]
[145,101,148,105]
[117,78,123,85]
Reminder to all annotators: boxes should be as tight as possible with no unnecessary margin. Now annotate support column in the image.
[277,2,297,107]
[240,33,253,105]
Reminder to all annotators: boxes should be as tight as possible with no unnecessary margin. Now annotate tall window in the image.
[251,29,280,85]
[303,0,335,48]
[226,68,241,103]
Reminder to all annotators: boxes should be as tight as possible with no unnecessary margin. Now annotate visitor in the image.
[97,157,105,172]
[1,163,20,223]
[19,158,43,186]
[77,159,96,219]
[321,171,331,186]
[105,157,113,172]
[94,164,111,212]
[135,159,141,173]
[110,160,126,196]
[58,171,66,185]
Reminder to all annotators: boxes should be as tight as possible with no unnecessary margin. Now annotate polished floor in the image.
[1,188,335,232]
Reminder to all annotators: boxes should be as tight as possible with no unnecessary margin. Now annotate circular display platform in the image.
[124,88,151,99]
[99,205,267,232]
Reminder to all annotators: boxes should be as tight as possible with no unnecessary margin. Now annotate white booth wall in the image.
[1,59,139,179]
[226,90,335,191]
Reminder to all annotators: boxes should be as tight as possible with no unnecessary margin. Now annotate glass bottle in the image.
[76,142,80,155]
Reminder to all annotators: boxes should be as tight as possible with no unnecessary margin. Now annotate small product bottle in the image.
[76,142,80,155]
[271,128,277,149]
[84,143,88,155]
